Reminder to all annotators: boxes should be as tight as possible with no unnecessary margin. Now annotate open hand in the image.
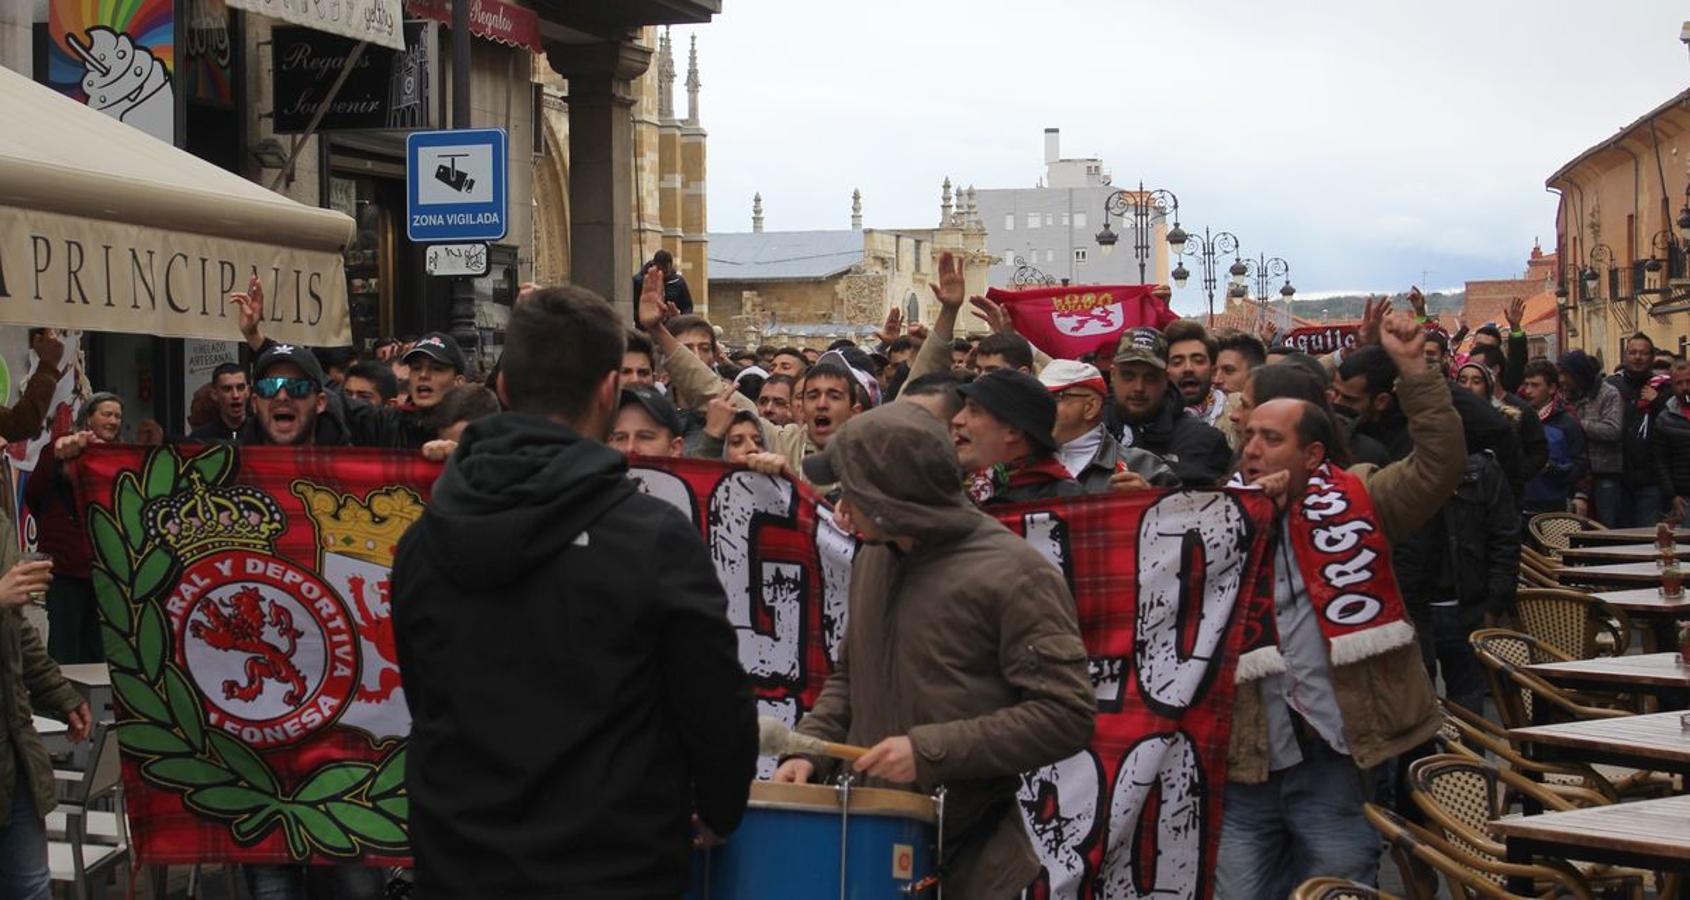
[929,252,966,313]
[969,295,1013,335]
[1505,297,1525,331]
[873,307,903,346]
[637,266,678,332]
[1406,286,1427,319]
[1357,296,1392,347]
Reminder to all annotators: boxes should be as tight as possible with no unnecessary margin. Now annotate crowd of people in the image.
[0,248,1678,897]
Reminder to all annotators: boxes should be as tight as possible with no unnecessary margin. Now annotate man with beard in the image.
[230,279,456,449]
[188,362,251,442]
[397,284,756,898]
[1608,333,1670,526]
[1108,328,1231,487]
[1333,346,1412,462]
[1165,319,1228,428]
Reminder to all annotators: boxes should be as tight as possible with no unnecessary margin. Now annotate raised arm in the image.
[1363,311,1468,542]
[905,252,967,383]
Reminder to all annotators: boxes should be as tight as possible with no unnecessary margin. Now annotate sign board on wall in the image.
[424,243,488,277]
[44,0,176,144]
[182,339,240,430]
[226,0,405,50]
[406,129,508,242]
[271,21,434,133]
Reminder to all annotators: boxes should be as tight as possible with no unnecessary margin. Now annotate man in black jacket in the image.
[1460,345,1546,503]
[1332,346,1412,462]
[952,368,1084,505]
[1608,333,1669,526]
[393,284,757,899]
[1108,328,1232,486]
[187,362,250,443]
[1653,358,1690,524]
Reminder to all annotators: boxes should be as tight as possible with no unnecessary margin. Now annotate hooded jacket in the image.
[796,404,1095,899]
[393,413,758,899]
[1561,351,1624,476]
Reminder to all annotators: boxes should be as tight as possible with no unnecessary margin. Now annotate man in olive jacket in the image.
[1219,310,1465,899]
[772,403,1095,898]
[0,503,91,899]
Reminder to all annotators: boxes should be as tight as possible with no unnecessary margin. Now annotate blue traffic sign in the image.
[406,128,508,243]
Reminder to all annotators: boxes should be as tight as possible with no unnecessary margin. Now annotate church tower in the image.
[680,34,709,308]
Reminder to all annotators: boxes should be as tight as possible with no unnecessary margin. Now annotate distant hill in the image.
[1259,291,1465,323]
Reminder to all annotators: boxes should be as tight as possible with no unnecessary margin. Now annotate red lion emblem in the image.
[190,587,309,706]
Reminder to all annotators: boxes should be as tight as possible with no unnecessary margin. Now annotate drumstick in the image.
[757,716,870,762]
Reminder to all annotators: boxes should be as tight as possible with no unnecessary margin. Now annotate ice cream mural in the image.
[47,0,176,144]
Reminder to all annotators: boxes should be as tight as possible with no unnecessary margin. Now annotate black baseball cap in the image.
[254,343,327,388]
[957,368,1059,452]
[618,385,684,436]
[403,332,467,372]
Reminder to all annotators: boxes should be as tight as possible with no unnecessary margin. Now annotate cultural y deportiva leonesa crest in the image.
[74,444,427,866]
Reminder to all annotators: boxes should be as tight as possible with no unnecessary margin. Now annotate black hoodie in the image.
[393,413,757,899]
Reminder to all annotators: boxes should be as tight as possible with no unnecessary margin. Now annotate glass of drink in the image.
[1663,564,1686,601]
[21,552,50,606]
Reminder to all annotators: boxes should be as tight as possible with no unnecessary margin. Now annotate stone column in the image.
[546,38,651,322]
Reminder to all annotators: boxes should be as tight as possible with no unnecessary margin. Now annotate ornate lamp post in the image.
[1239,254,1294,332]
[1010,254,1057,287]
[1092,182,1188,284]
[1582,242,1616,300]
[1172,227,1242,325]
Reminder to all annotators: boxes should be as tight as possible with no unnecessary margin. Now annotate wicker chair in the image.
[1436,700,1617,806]
[1527,512,1605,555]
[1363,802,1592,900]
[1407,755,1646,898]
[1291,877,1397,900]
[1513,588,1631,658]
[1469,628,1630,728]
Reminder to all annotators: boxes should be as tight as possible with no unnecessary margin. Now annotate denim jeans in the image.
[245,865,388,900]
[1215,739,1380,900]
[0,771,50,900]
[1620,485,1665,528]
[1431,605,1488,714]
[1592,476,1625,527]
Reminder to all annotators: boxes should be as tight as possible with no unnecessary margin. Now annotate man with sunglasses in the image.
[230,280,454,449]
[240,346,355,448]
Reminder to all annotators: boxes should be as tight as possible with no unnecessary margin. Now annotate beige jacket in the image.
[661,346,832,491]
[1227,369,1465,782]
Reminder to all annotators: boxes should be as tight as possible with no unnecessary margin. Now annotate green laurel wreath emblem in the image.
[89,445,408,860]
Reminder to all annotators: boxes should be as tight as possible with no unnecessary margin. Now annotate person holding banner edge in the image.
[1219,309,1465,899]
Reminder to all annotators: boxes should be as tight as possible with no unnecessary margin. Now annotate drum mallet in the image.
[757,716,870,762]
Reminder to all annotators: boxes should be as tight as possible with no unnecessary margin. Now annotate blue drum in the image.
[687,781,938,899]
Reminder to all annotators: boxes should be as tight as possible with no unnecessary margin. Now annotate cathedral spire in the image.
[940,178,953,226]
[657,27,676,121]
[851,189,863,230]
[684,34,701,126]
[752,193,764,233]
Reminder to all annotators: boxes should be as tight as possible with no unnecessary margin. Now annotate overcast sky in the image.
[685,1,1690,315]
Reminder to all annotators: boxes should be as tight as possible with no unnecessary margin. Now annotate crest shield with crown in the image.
[150,473,287,563]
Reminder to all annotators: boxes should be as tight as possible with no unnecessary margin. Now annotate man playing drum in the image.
[772,402,1096,898]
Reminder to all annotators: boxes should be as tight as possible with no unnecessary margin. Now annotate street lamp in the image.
[1173,227,1242,326]
[1584,242,1615,297]
[1678,184,1690,242]
[1243,254,1293,303]
[1093,182,1183,283]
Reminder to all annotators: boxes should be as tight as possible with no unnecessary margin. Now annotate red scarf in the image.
[1537,397,1562,423]
[1235,461,1417,682]
[966,455,1074,505]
